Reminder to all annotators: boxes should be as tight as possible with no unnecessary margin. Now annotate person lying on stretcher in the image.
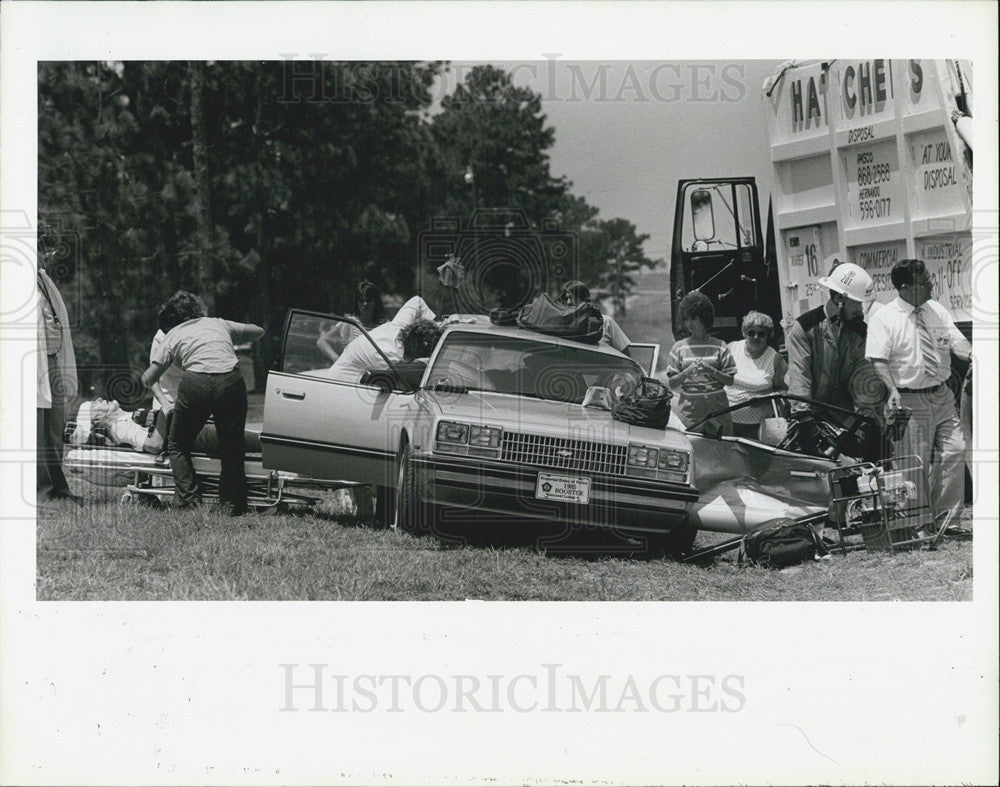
[67,399,258,456]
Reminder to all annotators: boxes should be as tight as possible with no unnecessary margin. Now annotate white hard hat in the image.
[818,262,875,303]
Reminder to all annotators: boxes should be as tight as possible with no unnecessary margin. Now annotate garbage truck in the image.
[670,59,974,345]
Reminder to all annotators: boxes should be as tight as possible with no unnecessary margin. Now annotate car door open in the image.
[260,309,415,485]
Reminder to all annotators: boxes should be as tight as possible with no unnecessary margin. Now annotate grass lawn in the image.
[36,481,973,601]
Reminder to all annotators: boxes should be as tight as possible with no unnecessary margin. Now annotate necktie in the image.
[914,306,939,379]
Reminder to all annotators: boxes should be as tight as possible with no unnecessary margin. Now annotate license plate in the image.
[535,473,591,504]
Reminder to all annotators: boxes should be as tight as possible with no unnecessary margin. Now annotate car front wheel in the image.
[394,443,436,534]
[632,516,698,560]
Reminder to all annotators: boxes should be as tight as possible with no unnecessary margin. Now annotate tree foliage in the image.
[38,60,660,399]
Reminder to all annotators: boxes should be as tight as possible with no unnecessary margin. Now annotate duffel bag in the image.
[516,293,604,344]
[738,518,830,569]
[611,377,672,430]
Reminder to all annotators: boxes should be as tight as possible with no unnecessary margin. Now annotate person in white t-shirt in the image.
[311,294,437,382]
[866,258,971,532]
[141,290,264,515]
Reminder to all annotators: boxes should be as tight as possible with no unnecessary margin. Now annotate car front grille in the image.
[500,431,628,476]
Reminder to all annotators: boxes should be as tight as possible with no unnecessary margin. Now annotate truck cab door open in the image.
[671,178,775,342]
[260,310,412,485]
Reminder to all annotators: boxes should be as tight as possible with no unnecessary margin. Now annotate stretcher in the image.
[64,439,356,512]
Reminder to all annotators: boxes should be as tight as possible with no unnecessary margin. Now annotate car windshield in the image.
[427,331,644,405]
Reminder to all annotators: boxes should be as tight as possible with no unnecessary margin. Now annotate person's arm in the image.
[784,320,812,415]
[871,359,900,416]
[864,309,900,415]
[392,296,437,327]
[316,325,342,363]
[141,360,170,388]
[772,352,788,390]
[706,345,736,387]
[605,317,631,352]
[150,382,174,412]
[227,321,265,344]
[946,318,972,361]
[665,346,695,387]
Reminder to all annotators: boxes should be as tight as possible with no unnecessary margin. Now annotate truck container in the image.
[670,59,973,344]
[763,58,972,336]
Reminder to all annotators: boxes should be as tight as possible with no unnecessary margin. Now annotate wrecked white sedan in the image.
[262,311,700,555]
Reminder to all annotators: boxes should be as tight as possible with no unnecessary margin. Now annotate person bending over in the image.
[312,294,437,382]
[141,290,264,515]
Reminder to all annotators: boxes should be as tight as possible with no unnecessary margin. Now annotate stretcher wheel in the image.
[119,491,135,506]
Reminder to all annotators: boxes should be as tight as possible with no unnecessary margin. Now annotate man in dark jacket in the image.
[786,260,879,453]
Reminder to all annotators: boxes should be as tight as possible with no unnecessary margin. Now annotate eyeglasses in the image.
[745,330,768,338]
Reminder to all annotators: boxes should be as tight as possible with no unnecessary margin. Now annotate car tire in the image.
[638,516,698,560]
[394,442,435,534]
[664,516,699,559]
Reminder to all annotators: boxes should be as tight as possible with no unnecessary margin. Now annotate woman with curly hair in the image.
[141,290,264,515]
[666,291,736,436]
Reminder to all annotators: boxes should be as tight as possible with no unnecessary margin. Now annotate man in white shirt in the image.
[312,295,437,382]
[866,258,971,531]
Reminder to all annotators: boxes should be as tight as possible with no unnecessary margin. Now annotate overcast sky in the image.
[444,60,782,262]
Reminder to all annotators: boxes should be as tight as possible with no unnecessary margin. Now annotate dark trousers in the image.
[168,369,248,513]
[37,404,70,499]
[38,354,71,498]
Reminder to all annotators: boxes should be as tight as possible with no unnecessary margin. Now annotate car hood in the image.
[419,389,689,448]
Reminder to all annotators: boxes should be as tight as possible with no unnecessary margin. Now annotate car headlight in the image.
[627,444,659,469]
[627,444,689,482]
[437,421,470,444]
[657,450,689,472]
[469,424,501,448]
[435,421,502,459]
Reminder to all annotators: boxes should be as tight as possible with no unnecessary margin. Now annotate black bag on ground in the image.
[611,377,672,430]
[516,294,604,344]
[738,518,830,569]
